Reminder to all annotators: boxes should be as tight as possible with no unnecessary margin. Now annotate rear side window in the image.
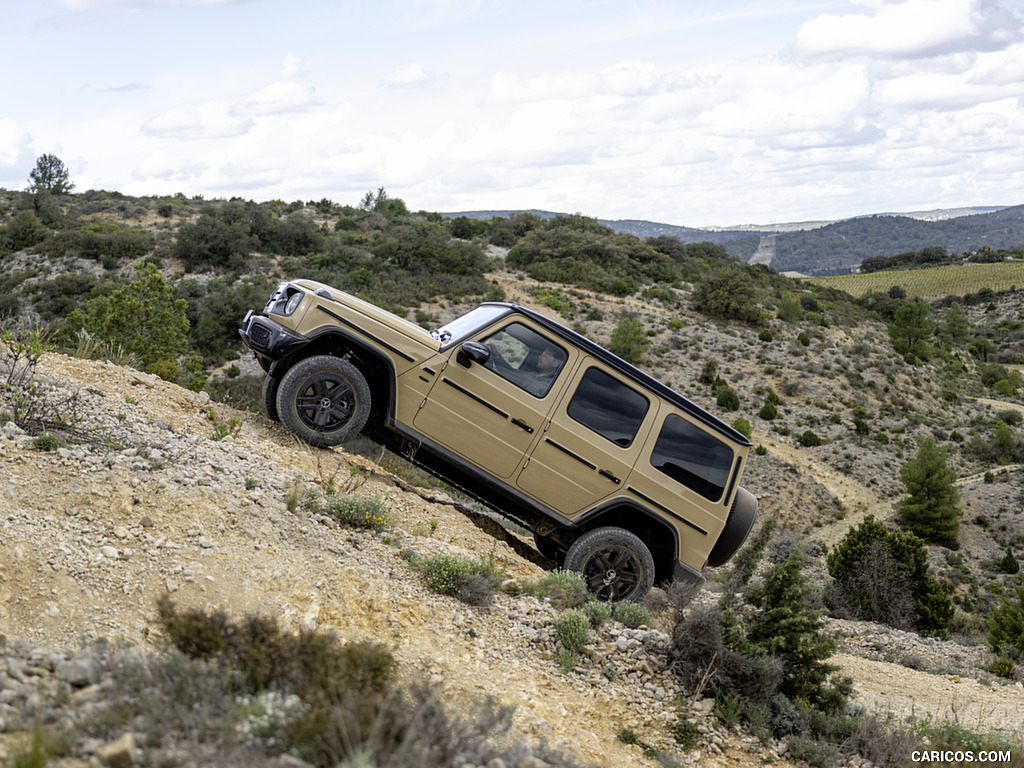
[651,414,734,501]
[567,367,648,447]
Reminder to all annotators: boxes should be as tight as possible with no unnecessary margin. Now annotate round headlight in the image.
[285,291,304,315]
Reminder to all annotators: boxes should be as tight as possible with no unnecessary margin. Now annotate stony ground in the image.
[1,352,1023,767]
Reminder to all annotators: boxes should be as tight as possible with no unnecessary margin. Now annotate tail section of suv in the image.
[241,279,759,602]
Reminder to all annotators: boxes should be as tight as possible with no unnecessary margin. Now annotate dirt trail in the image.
[754,430,892,546]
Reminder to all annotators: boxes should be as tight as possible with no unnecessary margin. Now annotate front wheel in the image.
[564,527,655,603]
[276,355,371,447]
[261,374,281,422]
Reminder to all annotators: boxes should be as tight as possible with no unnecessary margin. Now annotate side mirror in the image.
[457,340,491,368]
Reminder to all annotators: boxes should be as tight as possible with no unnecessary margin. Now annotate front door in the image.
[413,319,577,479]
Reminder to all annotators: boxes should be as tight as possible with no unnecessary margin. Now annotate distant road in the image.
[748,234,777,266]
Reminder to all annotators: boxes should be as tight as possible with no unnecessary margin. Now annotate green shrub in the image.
[554,609,591,654]
[997,549,1020,575]
[609,316,650,363]
[786,735,840,768]
[617,728,640,745]
[420,552,501,603]
[523,569,588,609]
[583,601,613,626]
[798,429,823,447]
[897,438,960,550]
[32,432,65,452]
[669,716,699,748]
[152,594,564,767]
[827,515,953,636]
[714,692,745,726]
[691,266,764,325]
[988,656,1017,678]
[613,601,650,628]
[327,494,392,531]
[744,549,847,710]
[988,583,1024,658]
[732,417,752,439]
[716,385,740,411]
[62,263,189,371]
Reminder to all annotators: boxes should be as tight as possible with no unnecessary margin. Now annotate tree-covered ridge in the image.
[772,205,1024,275]
[0,187,505,369]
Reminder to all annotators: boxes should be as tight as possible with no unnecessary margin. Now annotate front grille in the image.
[249,323,272,349]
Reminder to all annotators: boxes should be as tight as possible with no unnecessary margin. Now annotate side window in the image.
[567,367,649,447]
[651,414,734,501]
[479,323,567,398]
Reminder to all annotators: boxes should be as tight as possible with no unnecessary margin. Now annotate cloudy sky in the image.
[3,0,1024,226]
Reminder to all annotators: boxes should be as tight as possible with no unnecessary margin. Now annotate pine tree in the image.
[897,438,960,549]
[744,549,846,710]
[28,154,74,195]
[888,299,934,360]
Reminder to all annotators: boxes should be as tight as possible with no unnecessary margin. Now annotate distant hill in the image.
[443,205,1024,276]
[441,209,763,251]
[772,205,1024,275]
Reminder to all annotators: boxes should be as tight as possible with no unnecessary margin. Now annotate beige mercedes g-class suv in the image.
[240,279,758,602]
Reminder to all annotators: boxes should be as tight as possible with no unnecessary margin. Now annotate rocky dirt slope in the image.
[1,353,1023,767]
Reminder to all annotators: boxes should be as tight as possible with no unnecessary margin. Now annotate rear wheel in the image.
[564,527,655,603]
[276,355,371,447]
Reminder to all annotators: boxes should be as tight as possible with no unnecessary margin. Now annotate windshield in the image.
[430,305,508,344]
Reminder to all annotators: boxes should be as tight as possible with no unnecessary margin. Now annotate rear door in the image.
[516,359,657,516]
[627,411,740,568]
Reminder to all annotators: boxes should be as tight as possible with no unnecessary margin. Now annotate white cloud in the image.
[794,0,1024,61]
[281,54,306,78]
[61,0,246,9]
[0,118,35,177]
[384,64,433,88]
[132,151,208,182]
[238,83,318,116]
[141,102,253,140]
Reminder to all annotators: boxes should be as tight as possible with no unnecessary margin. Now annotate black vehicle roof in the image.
[481,302,753,447]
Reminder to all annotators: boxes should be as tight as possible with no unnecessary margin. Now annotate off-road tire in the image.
[706,486,759,567]
[276,355,371,447]
[564,527,655,603]
[261,374,281,422]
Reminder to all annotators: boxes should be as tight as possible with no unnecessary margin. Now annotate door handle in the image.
[511,418,534,434]
[599,468,621,484]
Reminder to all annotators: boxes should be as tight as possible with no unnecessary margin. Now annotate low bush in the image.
[419,551,502,604]
[301,483,393,532]
[554,609,591,654]
[522,569,588,609]
[612,601,650,628]
[798,429,823,447]
[153,597,574,768]
[668,606,782,707]
[582,601,613,626]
